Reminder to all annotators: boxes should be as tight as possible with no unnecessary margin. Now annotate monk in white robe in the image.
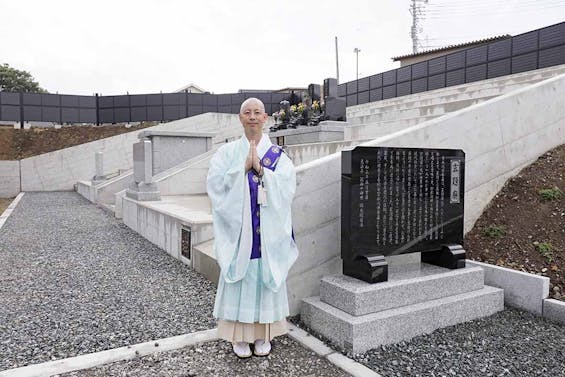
[206,98,299,358]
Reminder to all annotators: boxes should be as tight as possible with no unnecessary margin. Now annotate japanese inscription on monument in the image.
[341,146,466,283]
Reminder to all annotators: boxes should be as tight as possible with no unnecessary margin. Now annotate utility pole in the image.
[354,48,361,80]
[335,36,340,84]
[410,0,428,54]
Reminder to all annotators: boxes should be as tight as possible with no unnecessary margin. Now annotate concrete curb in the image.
[466,260,549,315]
[287,323,381,377]
[0,328,218,377]
[543,299,565,325]
[0,192,25,231]
[467,260,565,323]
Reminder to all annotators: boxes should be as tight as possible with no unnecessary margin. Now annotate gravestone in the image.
[301,145,503,353]
[92,151,105,184]
[308,83,321,102]
[342,146,466,283]
[323,78,345,121]
[126,139,161,201]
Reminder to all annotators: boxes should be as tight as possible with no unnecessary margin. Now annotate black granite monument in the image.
[341,146,466,283]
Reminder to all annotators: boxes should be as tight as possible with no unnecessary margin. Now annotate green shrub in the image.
[484,225,505,239]
[539,187,562,201]
[536,242,554,262]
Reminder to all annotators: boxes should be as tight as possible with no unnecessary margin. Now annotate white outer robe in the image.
[206,134,299,323]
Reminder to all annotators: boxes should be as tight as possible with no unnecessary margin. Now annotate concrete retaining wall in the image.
[0,161,21,198]
[12,113,248,194]
[20,131,143,192]
[286,139,370,166]
[286,73,565,314]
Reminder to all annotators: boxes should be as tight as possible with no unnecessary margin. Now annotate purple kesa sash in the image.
[247,145,283,259]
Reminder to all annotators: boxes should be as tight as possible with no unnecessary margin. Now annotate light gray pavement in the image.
[0,192,219,370]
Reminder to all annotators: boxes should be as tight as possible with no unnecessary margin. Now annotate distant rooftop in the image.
[392,35,512,62]
[175,83,209,93]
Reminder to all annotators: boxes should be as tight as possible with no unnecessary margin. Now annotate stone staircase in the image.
[301,263,503,354]
[344,64,565,141]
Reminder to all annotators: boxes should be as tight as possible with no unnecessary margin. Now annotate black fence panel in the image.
[488,58,511,79]
[512,52,538,73]
[539,44,565,68]
[369,73,383,89]
[539,22,565,49]
[488,39,512,61]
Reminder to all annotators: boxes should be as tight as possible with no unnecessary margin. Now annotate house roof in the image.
[175,83,208,93]
[391,35,511,61]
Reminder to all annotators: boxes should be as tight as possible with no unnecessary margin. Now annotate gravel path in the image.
[0,192,217,370]
[292,307,565,376]
[62,336,350,377]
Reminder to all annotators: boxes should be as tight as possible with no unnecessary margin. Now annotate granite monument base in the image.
[126,182,161,201]
[301,262,503,354]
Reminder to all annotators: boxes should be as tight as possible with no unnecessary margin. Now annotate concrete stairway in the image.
[344,64,565,141]
[301,264,503,354]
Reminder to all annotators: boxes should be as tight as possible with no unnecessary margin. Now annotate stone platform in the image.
[301,263,504,354]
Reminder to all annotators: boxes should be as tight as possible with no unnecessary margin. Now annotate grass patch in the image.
[536,242,554,262]
[484,225,505,239]
[538,187,562,201]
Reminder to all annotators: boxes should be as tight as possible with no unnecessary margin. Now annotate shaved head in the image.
[240,97,265,114]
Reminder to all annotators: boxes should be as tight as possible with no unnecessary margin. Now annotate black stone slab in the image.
[341,146,465,282]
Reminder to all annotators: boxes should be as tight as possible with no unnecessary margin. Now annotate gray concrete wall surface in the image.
[0,161,20,198]
[11,113,247,193]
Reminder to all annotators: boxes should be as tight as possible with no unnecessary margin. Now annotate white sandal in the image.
[232,342,252,358]
[253,339,271,356]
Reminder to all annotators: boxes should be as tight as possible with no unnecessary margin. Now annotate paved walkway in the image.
[0,192,347,376]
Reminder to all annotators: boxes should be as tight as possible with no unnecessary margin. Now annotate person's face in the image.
[240,102,268,135]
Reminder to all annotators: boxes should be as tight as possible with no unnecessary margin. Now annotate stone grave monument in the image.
[301,146,503,353]
[341,146,466,283]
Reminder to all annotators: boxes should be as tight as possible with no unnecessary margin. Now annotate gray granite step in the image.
[302,285,503,354]
[320,264,485,316]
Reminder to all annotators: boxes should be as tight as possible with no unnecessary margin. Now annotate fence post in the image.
[95,93,100,125]
[19,91,24,129]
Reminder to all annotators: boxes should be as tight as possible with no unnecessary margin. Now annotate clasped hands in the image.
[245,140,263,176]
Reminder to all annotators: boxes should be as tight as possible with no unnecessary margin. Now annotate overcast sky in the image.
[1,0,563,95]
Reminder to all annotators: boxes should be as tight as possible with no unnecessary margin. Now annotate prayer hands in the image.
[245,140,262,174]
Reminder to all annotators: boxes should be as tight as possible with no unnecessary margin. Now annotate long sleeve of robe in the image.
[206,134,299,323]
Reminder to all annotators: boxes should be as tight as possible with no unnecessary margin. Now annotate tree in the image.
[0,63,48,93]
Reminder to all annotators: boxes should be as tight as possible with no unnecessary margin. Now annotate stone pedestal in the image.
[301,263,503,354]
[92,151,105,185]
[126,139,161,201]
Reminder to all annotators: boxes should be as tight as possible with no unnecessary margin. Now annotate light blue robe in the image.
[207,133,299,324]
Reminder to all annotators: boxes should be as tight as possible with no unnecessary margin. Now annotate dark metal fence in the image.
[0,90,299,125]
[337,21,565,107]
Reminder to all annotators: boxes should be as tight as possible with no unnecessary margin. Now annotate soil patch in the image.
[465,144,564,300]
[0,123,155,160]
[0,197,14,215]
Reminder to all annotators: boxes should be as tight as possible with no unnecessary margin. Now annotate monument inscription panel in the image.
[341,146,466,282]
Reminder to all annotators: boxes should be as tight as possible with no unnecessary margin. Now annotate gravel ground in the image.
[294,307,565,377]
[0,192,217,370]
[62,336,350,377]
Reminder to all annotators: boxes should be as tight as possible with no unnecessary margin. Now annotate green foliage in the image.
[0,63,47,93]
[484,224,505,239]
[536,242,554,262]
[538,187,562,201]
